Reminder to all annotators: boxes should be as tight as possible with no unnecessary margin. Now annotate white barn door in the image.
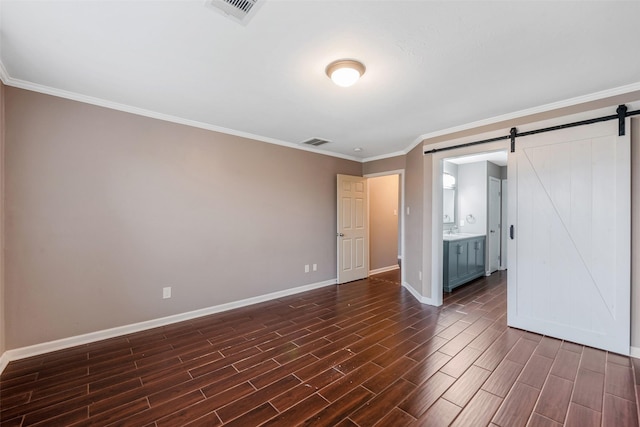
[337,174,368,284]
[507,119,630,354]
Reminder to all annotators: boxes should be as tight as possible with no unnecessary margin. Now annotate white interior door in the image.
[507,119,630,354]
[488,176,501,274]
[337,174,368,284]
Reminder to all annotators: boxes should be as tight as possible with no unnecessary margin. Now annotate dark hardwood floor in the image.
[1,270,639,426]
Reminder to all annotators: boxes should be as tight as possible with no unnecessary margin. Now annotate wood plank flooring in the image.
[1,270,639,426]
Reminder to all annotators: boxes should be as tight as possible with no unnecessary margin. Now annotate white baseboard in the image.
[0,351,10,374]
[369,265,400,276]
[630,346,640,359]
[0,278,337,373]
[402,281,440,306]
[401,281,421,301]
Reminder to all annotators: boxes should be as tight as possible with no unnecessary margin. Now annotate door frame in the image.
[364,170,405,288]
[430,142,508,306]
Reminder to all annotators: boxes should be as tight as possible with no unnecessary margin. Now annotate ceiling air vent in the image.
[301,138,331,147]
[205,0,263,25]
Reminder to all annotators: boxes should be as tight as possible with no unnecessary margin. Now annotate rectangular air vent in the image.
[301,138,331,147]
[205,0,262,25]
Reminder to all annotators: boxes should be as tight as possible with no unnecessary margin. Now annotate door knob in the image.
[337,233,344,237]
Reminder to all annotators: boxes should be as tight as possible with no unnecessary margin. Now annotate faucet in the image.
[447,226,458,235]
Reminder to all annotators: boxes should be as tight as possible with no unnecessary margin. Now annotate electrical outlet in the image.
[312,263,317,271]
[163,287,171,299]
[305,264,310,273]
[418,271,422,280]
[407,206,411,215]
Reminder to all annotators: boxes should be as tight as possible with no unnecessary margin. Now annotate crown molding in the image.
[361,149,408,163]
[0,61,9,85]
[366,81,640,160]
[0,67,363,163]
[416,81,640,145]
[4,57,639,166]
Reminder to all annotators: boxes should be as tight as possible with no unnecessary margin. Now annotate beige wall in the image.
[363,155,405,176]
[0,83,5,355]
[632,117,640,347]
[404,144,424,293]
[4,87,361,349]
[368,175,399,271]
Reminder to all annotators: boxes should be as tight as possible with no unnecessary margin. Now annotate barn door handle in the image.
[509,225,514,240]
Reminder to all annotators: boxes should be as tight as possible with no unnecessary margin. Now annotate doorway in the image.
[365,170,405,286]
[428,104,633,354]
[440,152,507,284]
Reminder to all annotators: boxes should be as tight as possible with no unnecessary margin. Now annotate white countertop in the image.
[443,233,486,241]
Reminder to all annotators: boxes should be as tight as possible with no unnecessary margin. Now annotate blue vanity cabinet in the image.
[443,235,486,292]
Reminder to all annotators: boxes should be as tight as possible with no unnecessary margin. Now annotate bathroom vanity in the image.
[443,234,486,292]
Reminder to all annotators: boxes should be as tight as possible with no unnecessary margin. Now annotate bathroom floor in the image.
[1,270,638,426]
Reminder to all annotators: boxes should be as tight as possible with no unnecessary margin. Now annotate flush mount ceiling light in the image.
[325,59,366,87]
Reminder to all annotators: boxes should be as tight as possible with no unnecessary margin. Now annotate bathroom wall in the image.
[443,161,458,177]
[457,162,487,234]
[487,162,501,183]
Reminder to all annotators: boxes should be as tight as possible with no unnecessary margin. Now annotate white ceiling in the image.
[1,1,640,161]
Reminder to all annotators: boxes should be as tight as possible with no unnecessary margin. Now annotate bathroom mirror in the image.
[443,188,456,224]
[443,172,456,225]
